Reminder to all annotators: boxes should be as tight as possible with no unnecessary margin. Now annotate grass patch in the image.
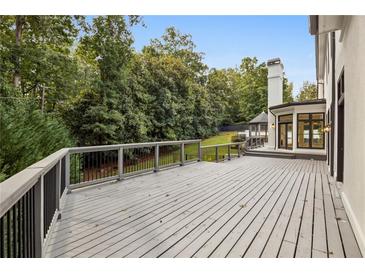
[201,131,237,146]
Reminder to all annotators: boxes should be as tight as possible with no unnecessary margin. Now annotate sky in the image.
[130,16,316,97]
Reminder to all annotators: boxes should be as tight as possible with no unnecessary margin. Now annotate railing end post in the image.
[180,142,185,166]
[118,147,124,180]
[154,144,160,172]
[198,141,202,162]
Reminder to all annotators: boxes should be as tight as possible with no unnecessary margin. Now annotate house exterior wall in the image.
[272,103,326,155]
[316,16,365,255]
[267,61,284,149]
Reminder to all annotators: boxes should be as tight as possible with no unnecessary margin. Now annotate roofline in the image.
[309,15,319,35]
[269,99,326,111]
[309,16,321,82]
[248,122,268,125]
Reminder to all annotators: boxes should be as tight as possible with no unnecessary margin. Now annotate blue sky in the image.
[130,16,316,96]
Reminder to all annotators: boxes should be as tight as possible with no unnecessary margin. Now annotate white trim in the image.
[340,191,365,256]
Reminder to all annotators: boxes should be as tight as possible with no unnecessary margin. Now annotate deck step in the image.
[245,151,296,159]
[245,150,327,160]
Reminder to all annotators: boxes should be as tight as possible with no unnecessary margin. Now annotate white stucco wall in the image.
[319,16,365,255]
[267,62,284,149]
[338,16,365,255]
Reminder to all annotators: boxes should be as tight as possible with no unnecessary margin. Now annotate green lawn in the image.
[200,131,242,162]
[182,131,237,157]
[201,131,237,146]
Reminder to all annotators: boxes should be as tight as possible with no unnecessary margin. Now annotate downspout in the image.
[330,31,336,176]
[269,108,277,150]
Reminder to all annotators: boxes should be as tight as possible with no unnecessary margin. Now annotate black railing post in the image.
[228,145,231,160]
[198,142,202,162]
[237,144,241,158]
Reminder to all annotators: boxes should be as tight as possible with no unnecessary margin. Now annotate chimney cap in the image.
[267,58,281,66]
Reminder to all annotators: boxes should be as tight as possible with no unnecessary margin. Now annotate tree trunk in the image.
[41,85,45,114]
[13,16,24,88]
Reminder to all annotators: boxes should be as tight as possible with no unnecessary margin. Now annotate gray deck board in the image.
[45,157,362,258]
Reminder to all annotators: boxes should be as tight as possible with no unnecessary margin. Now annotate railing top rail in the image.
[0,168,41,218]
[68,139,201,154]
[201,142,245,149]
[0,148,69,218]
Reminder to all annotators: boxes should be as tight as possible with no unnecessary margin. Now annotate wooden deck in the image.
[45,156,362,258]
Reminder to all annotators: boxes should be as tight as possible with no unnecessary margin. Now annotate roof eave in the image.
[269,99,326,111]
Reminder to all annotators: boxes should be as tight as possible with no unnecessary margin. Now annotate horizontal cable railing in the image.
[0,138,249,257]
[200,142,245,162]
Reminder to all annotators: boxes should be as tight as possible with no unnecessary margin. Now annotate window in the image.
[278,114,293,150]
[297,113,325,149]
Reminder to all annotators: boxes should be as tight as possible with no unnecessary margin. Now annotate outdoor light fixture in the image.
[324,124,331,132]
[271,123,275,129]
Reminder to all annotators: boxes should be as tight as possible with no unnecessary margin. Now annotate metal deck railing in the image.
[0,139,253,257]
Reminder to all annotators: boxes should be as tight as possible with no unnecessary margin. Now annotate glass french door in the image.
[279,123,293,150]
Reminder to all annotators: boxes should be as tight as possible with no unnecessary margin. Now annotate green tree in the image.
[62,16,147,145]
[148,27,208,81]
[140,27,213,140]
[0,16,83,87]
[238,57,268,122]
[296,81,317,101]
[283,77,294,103]
[0,16,80,181]
[0,97,73,182]
[206,68,233,125]
[1,16,302,180]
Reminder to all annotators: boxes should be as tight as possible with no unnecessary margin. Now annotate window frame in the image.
[297,112,325,149]
[278,114,293,150]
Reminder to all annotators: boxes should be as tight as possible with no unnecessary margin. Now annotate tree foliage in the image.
[0,15,298,181]
[296,81,317,101]
[0,96,73,181]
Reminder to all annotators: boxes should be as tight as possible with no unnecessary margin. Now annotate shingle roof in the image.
[249,111,268,124]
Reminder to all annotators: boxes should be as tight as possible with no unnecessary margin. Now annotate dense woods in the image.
[0,15,302,181]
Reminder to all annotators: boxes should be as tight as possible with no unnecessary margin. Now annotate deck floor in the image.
[46,156,362,258]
